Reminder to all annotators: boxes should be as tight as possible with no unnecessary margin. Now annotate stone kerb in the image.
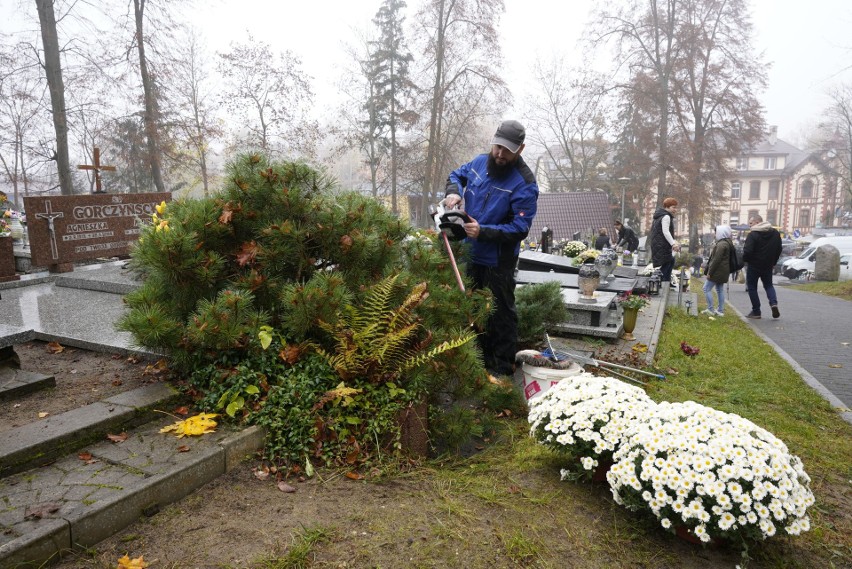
[814,244,840,281]
[23,192,170,271]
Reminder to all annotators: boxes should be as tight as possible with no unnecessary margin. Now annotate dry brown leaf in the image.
[176,445,190,453]
[107,432,128,443]
[38,412,49,418]
[46,341,65,354]
[78,452,93,461]
[25,502,61,519]
[173,406,190,416]
[253,467,270,481]
[345,471,364,480]
[277,481,297,493]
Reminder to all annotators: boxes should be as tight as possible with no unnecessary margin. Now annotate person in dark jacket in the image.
[444,120,539,376]
[701,225,733,316]
[743,214,782,319]
[594,227,611,250]
[649,197,681,281]
[614,220,639,253]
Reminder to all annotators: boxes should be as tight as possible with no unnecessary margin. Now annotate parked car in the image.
[782,236,852,279]
[774,255,794,275]
[840,254,852,281]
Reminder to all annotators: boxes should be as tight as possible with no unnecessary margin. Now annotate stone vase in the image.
[8,217,23,241]
[594,248,618,281]
[577,264,600,302]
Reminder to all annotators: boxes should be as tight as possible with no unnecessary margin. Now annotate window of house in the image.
[801,179,813,198]
[736,157,748,170]
[799,209,811,227]
[764,157,776,170]
[730,181,741,199]
[730,212,739,225]
[749,181,761,200]
[768,180,780,200]
[766,210,777,225]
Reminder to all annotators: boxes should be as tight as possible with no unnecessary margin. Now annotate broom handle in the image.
[443,232,466,293]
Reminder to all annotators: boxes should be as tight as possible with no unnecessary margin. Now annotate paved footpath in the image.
[723,277,852,423]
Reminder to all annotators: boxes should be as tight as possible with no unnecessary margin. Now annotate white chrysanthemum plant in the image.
[607,401,815,544]
[528,373,656,480]
[562,240,587,257]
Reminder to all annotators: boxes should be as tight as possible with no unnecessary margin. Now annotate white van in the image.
[840,254,852,281]
[782,236,852,280]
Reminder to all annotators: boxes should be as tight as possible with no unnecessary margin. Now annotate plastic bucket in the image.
[522,361,583,400]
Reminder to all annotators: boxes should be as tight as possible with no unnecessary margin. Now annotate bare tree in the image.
[527,58,613,192]
[413,0,509,224]
[35,0,74,195]
[592,0,681,207]
[217,35,318,157]
[667,0,766,250]
[817,84,852,208]
[170,28,221,197]
[131,0,166,192]
[0,42,44,202]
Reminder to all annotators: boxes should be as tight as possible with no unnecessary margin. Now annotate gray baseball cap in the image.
[491,120,526,153]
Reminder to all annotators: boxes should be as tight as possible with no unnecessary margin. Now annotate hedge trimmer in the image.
[431,199,470,292]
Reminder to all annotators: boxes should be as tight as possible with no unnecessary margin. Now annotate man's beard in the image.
[487,153,514,179]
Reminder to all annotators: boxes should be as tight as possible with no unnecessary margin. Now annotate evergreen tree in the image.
[364,0,415,215]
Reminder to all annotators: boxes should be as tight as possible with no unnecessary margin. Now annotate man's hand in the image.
[464,216,480,239]
[444,195,462,208]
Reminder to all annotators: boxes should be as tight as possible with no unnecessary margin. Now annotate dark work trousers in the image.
[468,263,518,376]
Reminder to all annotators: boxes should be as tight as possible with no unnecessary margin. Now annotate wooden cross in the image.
[78,147,116,194]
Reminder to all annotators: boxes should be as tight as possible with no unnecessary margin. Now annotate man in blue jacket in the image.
[443,120,539,377]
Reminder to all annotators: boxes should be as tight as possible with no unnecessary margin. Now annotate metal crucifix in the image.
[78,147,116,194]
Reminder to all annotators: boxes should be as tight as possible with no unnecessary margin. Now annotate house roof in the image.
[528,191,614,242]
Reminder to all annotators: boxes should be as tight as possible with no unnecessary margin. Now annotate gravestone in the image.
[1,236,19,282]
[814,244,840,281]
[23,192,170,272]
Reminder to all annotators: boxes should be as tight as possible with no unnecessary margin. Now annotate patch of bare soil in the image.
[50,459,753,569]
[0,340,165,433]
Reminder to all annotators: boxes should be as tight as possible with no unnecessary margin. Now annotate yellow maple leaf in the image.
[159,413,218,438]
[117,554,148,568]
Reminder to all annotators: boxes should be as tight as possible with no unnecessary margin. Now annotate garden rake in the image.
[543,333,666,386]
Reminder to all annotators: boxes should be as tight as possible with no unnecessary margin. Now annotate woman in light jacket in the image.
[701,225,733,316]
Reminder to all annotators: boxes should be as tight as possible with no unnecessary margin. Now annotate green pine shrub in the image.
[515,281,570,348]
[119,153,495,466]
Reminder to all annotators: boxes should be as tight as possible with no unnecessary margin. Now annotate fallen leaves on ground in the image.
[38,412,49,418]
[117,554,148,568]
[25,502,61,519]
[45,341,65,354]
[680,341,700,357]
[107,432,129,443]
[78,451,98,464]
[176,445,190,453]
[277,481,296,493]
[345,471,364,480]
[159,413,218,438]
[631,343,648,353]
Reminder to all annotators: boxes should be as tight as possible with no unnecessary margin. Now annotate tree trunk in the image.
[134,0,166,193]
[35,0,74,195]
[420,0,447,226]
